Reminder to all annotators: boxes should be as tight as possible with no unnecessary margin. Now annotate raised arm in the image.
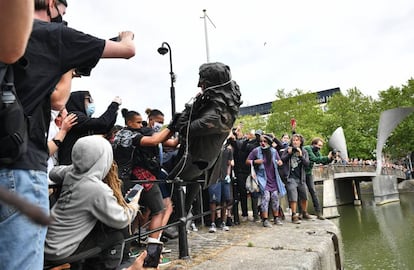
[101,31,135,59]
[0,0,33,63]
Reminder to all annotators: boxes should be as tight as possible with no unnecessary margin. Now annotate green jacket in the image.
[304,145,332,175]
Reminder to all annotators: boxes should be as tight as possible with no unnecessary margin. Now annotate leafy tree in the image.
[376,79,414,159]
[266,89,324,143]
[322,88,379,160]
[237,82,412,162]
[234,114,267,136]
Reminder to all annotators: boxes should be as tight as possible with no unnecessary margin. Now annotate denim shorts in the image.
[208,180,231,204]
[0,169,49,270]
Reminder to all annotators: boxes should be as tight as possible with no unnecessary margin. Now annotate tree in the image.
[322,88,379,160]
[376,79,414,159]
[266,89,324,143]
[234,114,267,136]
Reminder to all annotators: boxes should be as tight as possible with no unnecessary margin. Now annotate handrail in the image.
[312,164,406,181]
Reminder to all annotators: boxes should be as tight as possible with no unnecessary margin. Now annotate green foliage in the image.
[321,88,379,159]
[267,89,324,143]
[235,114,267,135]
[237,82,413,161]
[376,79,414,158]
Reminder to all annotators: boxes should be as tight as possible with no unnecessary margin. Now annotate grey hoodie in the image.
[45,135,137,260]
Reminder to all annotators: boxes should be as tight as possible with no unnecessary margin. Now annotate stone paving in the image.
[119,212,342,270]
[122,217,285,269]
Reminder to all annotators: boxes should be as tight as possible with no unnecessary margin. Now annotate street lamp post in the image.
[157,42,176,116]
[158,42,190,259]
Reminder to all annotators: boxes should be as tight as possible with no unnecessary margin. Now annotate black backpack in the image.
[0,62,27,164]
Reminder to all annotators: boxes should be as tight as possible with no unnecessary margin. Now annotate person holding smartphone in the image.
[45,136,141,269]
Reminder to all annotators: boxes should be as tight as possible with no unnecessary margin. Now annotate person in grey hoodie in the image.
[45,135,140,269]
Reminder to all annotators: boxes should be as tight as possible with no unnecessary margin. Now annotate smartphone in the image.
[143,242,163,268]
[124,184,143,202]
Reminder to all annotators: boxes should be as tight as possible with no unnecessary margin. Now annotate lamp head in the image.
[157,46,169,55]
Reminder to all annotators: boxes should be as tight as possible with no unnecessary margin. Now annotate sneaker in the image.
[220,222,230,231]
[263,219,272,228]
[159,257,171,267]
[292,214,301,224]
[274,217,283,225]
[226,217,233,226]
[161,247,171,254]
[316,212,326,220]
[128,248,140,258]
[253,216,261,222]
[302,212,312,220]
[209,223,217,233]
[241,216,248,222]
[190,222,198,232]
[160,235,169,243]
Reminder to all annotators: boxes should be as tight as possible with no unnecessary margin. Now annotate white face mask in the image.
[153,122,163,133]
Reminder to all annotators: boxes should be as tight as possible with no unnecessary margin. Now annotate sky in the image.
[65,0,414,123]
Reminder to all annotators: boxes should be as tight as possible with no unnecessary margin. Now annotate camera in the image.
[74,66,92,77]
[292,147,299,153]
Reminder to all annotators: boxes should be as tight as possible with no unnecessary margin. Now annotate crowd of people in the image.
[0,1,243,269]
[3,1,411,270]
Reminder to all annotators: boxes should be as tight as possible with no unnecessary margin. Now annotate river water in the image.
[329,192,414,270]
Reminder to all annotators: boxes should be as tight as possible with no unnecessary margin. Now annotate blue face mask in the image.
[86,103,96,117]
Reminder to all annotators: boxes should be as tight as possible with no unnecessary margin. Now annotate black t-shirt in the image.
[4,20,105,171]
[113,127,160,177]
[290,154,303,180]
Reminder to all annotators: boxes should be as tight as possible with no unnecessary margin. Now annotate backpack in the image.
[112,128,137,181]
[0,62,27,164]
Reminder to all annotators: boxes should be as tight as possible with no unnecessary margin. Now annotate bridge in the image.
[311,165,406,218]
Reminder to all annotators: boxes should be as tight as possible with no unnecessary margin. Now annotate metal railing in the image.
[312,164,406,181]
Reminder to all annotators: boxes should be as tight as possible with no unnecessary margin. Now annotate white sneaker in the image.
[209,223,217,233]
[190,222,198,232]
[220,222,229,231]
[162,247,171,254]
[241,216,248,222]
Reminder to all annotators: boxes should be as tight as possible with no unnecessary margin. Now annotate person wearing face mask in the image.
[303,137,334,220]
[47,0,67,23]
[280,134,310,224]
[246,134,285,228]
[57,91,122,165]
[1,0,136,268]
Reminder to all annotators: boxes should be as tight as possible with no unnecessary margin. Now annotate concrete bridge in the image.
[311,165,406,218]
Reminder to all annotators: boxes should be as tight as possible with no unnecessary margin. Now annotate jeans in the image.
[306,174,321,212]
[0,169,49,270]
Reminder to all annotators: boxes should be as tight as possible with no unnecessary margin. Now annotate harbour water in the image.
[330,192,414,269]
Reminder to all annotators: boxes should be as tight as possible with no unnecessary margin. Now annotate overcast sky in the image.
[65,0,414,123]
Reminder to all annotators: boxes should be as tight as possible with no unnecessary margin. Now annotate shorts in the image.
[208,180,231,204]
[158,169,172,199]
[159,182,172,199]
[139,184,165,216]
[286,177,307,202]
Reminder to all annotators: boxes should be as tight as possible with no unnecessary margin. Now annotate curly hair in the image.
[103,162,130,209]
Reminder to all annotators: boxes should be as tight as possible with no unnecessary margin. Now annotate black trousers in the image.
[73,222,126,270]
